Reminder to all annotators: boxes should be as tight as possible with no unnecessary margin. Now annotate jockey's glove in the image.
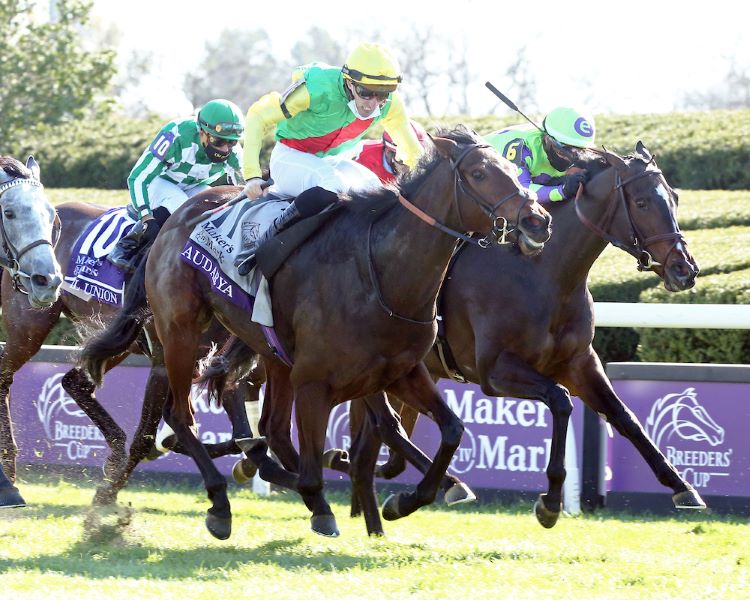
[562,171,588,199]
[243,177,267,200]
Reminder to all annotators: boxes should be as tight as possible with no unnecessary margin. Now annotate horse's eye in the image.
[3,209,14,219]
[635,197,648,209]
[471,169,484,181]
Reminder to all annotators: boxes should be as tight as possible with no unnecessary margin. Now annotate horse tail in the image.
[78,253,152,386]
[194,335,257,406]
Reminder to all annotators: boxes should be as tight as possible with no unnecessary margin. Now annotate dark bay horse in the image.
[337,142,704,530]
[0,155,63,504]
[80,127,552,539]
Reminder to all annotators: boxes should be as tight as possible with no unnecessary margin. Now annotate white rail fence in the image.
[594,302,750,329]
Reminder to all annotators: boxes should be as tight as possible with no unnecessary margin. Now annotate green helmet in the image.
[197,99,245,140]
[543,107,596,148]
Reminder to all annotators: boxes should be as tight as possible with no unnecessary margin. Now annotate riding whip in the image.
[484,82,546,134]
[186,178,274,227]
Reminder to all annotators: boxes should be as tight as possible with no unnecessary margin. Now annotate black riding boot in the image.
[108,208,167,273]
[235,186,338,276]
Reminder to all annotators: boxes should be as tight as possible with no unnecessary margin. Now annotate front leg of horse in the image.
[93,364,169,507]
[587,390,705,509]
[381,367,463,522]
[295,383,338,537]
[61,368,128,481]
[0,379,17,483]
[571,352,705,511]
[0,463,25,508]
[532,383,573,528]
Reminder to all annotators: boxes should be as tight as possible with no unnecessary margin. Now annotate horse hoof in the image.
[235,436,267,454]
[311,514,340,537]
[673,488,707,510]
[322,448,347,469]
[534,493,561,529]
[143,444,166,462]
[382,492,407,521]
[0,486,26,508]
[231,458,258,484]
[444,482,477,506]
[205,512,232,540]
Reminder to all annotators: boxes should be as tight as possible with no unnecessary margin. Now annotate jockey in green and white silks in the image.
[108,99,245,273]
[484,107,596,202]
[128,113,244,220]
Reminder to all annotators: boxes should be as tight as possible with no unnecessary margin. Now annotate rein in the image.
[0,177,61,294]
[574,166,685,271]
[367,142,529,324]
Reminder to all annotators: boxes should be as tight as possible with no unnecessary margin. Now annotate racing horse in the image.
[0,193,254,505]
[0,155,63,505]
[80,127,552,538]
[335,141,704,531]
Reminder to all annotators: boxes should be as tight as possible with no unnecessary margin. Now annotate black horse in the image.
[336,142,704,531]
[79,127,552,538]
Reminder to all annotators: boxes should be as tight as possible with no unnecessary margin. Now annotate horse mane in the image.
[0,156,31,180]
[341,125,505,218]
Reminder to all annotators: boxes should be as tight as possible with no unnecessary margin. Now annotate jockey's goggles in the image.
[208,135,238,147]
[352,83,391,102]
[200,119,244,136]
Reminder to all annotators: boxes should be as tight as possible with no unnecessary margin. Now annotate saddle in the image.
[255,203,345,280]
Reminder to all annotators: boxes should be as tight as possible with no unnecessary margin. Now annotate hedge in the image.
[5,108,750,190]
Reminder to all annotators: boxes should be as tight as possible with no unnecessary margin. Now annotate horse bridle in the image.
[399,143,533,248]
[0,177,61,293]
[370,142,532,324]
[574,163,687,272]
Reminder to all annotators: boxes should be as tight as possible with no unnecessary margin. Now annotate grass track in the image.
[1,478,748,599]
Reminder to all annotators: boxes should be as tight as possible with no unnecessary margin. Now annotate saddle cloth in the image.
[182,196,289,326]
[63,207,135,306]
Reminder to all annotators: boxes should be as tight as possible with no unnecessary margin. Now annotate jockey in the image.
[484,106,596,202]
[108,99,245,273]
[352,120,429,185]
[234,42,423,274]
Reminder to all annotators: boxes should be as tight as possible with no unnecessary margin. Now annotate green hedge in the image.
[5,109,750,190]
[430,109,750,190]
[637,270,750,363]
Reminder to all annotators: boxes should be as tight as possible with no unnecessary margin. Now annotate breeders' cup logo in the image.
[645,387,731,489]
[36,373,106,460]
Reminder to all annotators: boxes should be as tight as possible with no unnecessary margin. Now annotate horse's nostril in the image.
[31,274,49,287]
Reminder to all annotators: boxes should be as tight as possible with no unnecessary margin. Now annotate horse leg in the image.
[0,300,59,482]
[480,352,572,528]
[61,359,129,481]
[93,351,171,506]
[0,462,25,508]
[294,381,338,537]
[380,363,464,521]
[567,349,705,510]
[160,329,234,540]
[373,395,420,480]
[347,396,386,533]
[259,359,300,473]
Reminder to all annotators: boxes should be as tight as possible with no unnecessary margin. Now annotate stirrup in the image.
[236,253,256,276]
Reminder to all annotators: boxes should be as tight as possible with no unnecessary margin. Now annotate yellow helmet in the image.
[342,42,402,92]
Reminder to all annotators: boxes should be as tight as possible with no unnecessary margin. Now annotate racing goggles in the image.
[352,83,391,102]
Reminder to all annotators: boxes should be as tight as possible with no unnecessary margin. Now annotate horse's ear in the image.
[26,155,40,181]
[635,140,653,162]
[601,146,628,170]
[431,136,460,160]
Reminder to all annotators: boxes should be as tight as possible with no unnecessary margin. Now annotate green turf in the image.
[1,478,748,598]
